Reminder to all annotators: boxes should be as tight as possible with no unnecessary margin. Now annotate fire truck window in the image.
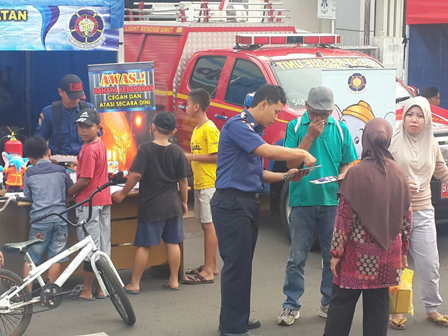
[225,59,267,106]
[189,56,226,98]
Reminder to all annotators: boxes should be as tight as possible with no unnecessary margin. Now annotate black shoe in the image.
[220,333,255,336]
[219,319,261,332]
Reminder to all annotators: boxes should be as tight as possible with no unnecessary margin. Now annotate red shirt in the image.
[76,139,111,206]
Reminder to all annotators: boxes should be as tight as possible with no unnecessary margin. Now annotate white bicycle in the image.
[0,180,136,336]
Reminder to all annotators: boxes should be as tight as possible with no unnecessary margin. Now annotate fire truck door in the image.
[205,57,269,130]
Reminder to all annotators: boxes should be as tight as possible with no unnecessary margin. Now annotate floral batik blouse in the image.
[331,195,412,289]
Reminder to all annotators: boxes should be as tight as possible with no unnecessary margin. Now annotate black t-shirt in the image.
[130,142,189,222]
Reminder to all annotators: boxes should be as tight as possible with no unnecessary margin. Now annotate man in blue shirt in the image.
[277,86,358,327]
[35,74,94,155]
[212,84,316,336]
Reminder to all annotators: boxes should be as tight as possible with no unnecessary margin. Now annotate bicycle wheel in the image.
[95,257,136,326]
[0,269,33,336]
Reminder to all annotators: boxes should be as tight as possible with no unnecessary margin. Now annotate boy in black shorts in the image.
[112,112,189,292]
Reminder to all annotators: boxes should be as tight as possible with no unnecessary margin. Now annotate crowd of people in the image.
[2,73,448,336]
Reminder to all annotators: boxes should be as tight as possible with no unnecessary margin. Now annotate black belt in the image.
[216,188,261,200]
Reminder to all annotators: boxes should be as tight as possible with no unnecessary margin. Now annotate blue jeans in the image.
[27,220,68,265]
[282,206,337,310]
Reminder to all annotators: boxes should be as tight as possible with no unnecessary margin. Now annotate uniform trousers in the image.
[409,208,443,313]
[211,189,260,335]
[323,284,389,336]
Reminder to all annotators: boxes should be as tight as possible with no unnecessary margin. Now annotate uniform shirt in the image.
[215,110,266,193]
[284,112,357,207]
[24,159,73,223]
[190,120,220,190]
[130,142,190,223]
[35,101,94,155]
[75,139,111,206]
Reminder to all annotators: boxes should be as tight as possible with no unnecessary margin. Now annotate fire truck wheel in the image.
[279,181,320,250]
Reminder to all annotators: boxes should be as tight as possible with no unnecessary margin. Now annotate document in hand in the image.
[309,176,338,184]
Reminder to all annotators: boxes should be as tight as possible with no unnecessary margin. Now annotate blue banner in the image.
[0,3,122,50]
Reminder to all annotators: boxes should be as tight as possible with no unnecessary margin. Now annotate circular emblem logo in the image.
[348,73,367,93]
[68,9,105,49]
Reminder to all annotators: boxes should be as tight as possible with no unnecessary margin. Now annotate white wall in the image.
[282,0,331,33]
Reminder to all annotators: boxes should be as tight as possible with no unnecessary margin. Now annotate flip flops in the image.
[181,274,214,285]
[186,265,219,275]
[186,265,204,275]
[427,315,448,327]
[389,317,407,330]
[124,282,140,295]
[163,280,180,291]
[95,294,107,299]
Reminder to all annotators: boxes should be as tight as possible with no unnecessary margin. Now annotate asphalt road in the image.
[25,201,448,336]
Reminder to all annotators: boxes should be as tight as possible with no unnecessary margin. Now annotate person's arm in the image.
[185,153,217,163]
[401,207,412,269]
[34,110,51,140]
[0,251,4,268]
[263,169,309,183]
[23,174,32,199]
[286,117,325,169]
[111,172,142,203]
[253,144,316,167]
[330,195,354,277]
[67,177,90,198]
[434,144,448,185]
[178,177,188,214]
[338,164,351,180]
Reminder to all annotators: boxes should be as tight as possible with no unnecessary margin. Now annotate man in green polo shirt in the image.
[277,86,358,326]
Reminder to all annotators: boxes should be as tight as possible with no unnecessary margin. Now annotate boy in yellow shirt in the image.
[183,88,220,284]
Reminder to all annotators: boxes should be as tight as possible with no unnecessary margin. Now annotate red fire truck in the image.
[124,1,448,239]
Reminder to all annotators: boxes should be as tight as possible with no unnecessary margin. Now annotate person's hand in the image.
[185,154,194,163]
[0,251,4,268]
[181,202,188,215]
[401,255,408,270]
[285,168,310,182]
[112,190,126,203]
[303,152,317,167]
[407,180,419,194]
[66,196,75,206]
[307,117,325,140]
[330,257,340,277]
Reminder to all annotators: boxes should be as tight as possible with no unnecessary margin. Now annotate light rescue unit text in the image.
[93,72,153,109]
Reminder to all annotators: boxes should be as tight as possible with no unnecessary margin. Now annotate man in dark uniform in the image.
[212,84,316,336]
[35,74,94,155]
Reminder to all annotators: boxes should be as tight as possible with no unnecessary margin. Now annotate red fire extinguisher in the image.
[4,129,22,156]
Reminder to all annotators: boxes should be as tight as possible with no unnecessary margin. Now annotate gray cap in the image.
[306,86,335,113]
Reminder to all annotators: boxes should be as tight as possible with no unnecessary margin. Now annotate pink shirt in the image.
[76,139,111,206]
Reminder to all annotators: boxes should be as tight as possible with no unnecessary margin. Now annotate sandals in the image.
[390,318,407,330]
[427,315,448,327]
[181,274,214,285]
[186,265,204,275]
[186,265,219,275]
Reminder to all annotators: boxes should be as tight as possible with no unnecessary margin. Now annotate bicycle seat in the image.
[3,238,43,254]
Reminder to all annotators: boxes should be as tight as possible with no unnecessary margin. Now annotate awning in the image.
[407,0,448,25]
